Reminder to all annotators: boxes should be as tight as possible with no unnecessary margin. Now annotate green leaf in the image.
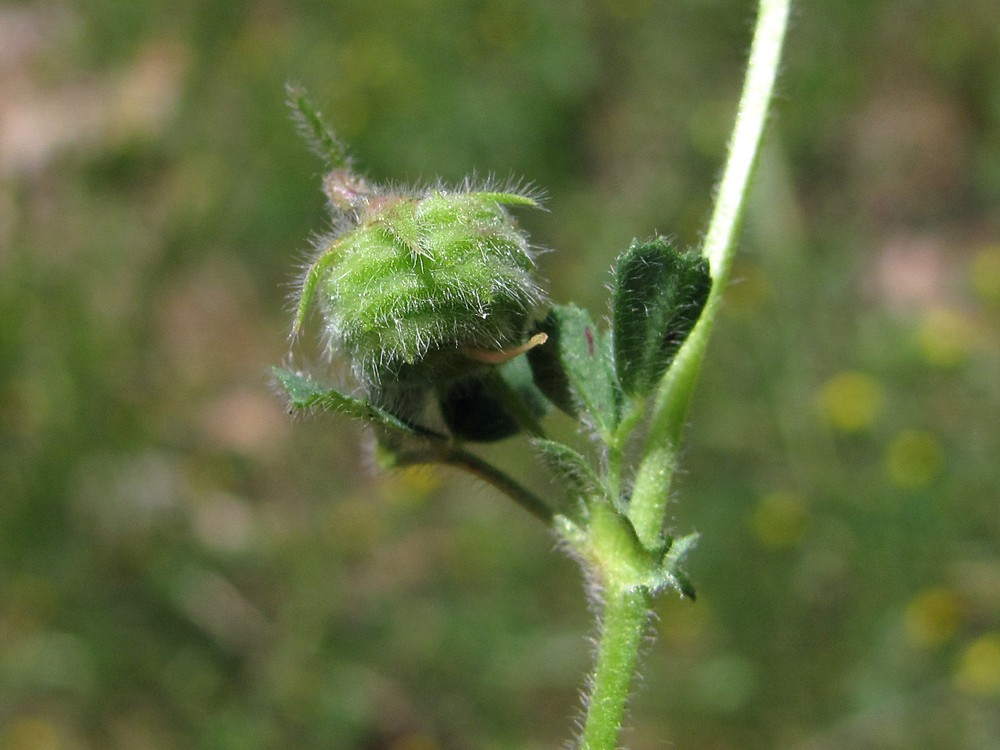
[527,304,620,439]
[659,532,699,600]
[531,438,606,516]
[612,237,712,397]
[475,192,540,208]
[272,367,434,438]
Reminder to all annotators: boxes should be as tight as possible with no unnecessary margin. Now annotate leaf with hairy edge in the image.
[527,304,620,439]
[530,438,606,516]
[612,237,711,397]
[272,367,434,437]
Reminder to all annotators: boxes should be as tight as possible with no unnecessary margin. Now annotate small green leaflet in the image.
[272,367,433,437]
[530,438,606,519]
[612,237,711,397]
[527,304,620,440]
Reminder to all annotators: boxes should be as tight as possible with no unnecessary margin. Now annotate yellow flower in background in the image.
[750,491,809,549]
[917,307,977,367]
[382,467,443,507]
[885,429,943,489]
[817,371,885,432]
[955,633,1000,696]
[904,587,960,649]
[970,244,1000,305]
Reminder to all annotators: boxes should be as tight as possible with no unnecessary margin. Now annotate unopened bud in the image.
[295,186,546,389]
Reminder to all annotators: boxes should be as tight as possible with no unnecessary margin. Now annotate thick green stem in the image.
[628,0,792,549]
[578,584,652,750]
[578,3,792,748]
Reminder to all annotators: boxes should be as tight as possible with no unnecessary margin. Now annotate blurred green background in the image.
[2,0,999,748]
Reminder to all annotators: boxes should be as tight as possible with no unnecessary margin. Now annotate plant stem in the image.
[393,444,554,523]
[442,446,554,522]
[578,584,652,750]
[628,0,792,549]
[579,3,791,748]
[702,0,791,285]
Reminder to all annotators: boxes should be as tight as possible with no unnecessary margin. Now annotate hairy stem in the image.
[580,2,791,748]
[629,0,792,548]
[578,585,652,750]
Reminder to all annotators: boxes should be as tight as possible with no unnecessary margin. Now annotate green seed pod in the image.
[294,185,546,389]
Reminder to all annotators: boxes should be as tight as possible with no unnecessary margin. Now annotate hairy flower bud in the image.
[294,185,546,389]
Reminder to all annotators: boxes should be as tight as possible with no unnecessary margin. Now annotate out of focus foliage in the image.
[2,1,999,749]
